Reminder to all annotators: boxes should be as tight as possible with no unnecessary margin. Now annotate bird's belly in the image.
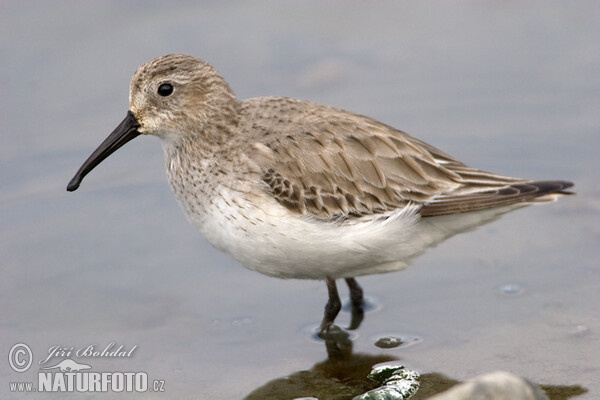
[176,187,423,279]
[173,181,527,280]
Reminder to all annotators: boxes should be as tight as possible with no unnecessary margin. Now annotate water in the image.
[2,1,599,399]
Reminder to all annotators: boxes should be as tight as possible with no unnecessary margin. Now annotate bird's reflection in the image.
[244,328,587,400]
[245,326,395,399]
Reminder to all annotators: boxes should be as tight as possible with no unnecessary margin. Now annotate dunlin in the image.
[67,54,573,333]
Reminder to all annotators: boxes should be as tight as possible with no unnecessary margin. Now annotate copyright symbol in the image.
[8,343,33,372]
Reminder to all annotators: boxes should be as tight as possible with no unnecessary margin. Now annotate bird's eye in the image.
[157,83,174,97]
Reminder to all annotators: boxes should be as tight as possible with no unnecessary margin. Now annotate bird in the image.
[67,54,573,334]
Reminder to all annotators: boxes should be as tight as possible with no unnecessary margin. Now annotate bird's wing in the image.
[243,98,565,220]
[419,180,574,216]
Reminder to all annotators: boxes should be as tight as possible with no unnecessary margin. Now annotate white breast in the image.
[172,176,425,279]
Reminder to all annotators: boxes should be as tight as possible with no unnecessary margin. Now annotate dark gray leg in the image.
[345,277,364,330]
[319,277,342,335]
[345,277,364,305]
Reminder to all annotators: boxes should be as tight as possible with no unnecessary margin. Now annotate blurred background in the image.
[1,1,599,399]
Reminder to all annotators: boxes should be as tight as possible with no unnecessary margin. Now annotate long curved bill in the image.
[67,111,141,192]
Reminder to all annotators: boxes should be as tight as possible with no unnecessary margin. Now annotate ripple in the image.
[499,283,525,296]
[369,332,423,349]
[300,323,359,344]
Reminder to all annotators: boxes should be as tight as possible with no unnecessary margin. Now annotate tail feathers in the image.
[420,180,574,217]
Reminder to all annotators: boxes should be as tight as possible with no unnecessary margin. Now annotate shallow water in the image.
[2,1,599,399]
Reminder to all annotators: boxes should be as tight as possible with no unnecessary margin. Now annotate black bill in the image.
[67,111,141,191]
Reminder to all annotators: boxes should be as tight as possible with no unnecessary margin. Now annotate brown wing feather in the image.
[241,97,571,220]
[420,181,574,216]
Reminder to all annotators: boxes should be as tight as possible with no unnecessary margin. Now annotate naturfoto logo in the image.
[8,342,165,394]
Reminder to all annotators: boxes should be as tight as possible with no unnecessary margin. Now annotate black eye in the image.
[157,83,174,97]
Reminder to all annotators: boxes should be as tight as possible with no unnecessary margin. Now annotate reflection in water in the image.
[538,385,588,400]
[245,328,587,400]
[245,326,397,399]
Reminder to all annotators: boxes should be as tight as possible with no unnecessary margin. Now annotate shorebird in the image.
[67,54,573,334]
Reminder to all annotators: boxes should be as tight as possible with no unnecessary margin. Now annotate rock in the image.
[353,363,420,400]
[427,371,548,400]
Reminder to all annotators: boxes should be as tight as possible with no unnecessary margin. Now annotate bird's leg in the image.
[319,277,342,336]
[345,277,364,305]
[345,277,364,330]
